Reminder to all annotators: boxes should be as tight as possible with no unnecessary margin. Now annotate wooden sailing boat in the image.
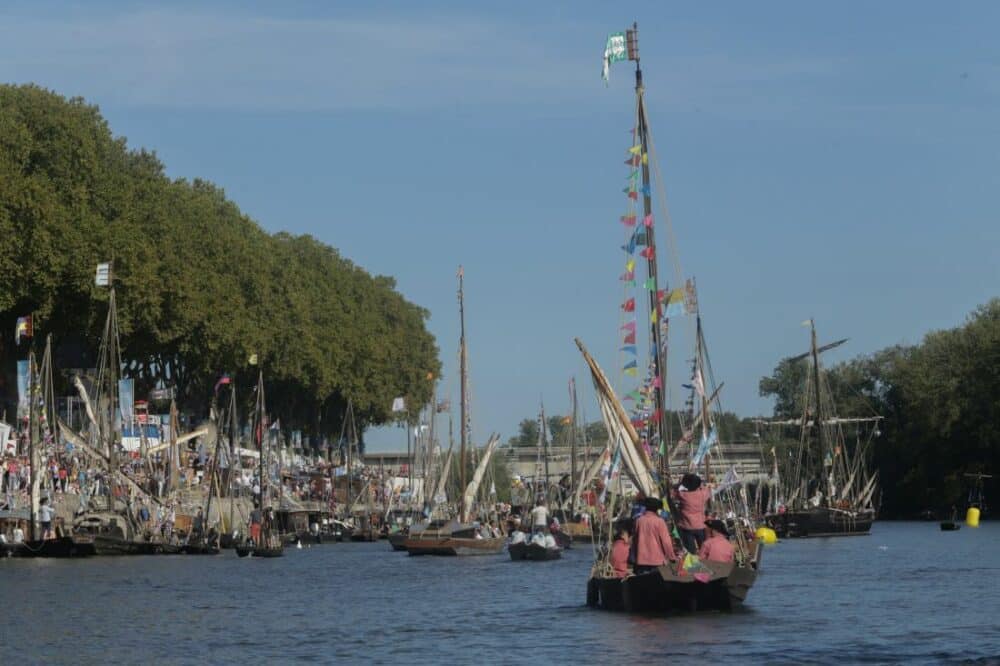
[236,370,284,557]
[581,25,761,612]
[65,273,177,555]
[17,336,94,558]
[760,320,882,538]
[404,268,505,556]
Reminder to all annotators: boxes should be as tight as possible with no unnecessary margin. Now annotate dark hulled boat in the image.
[587,545,762,613]
[766,507,874,538]
[508,541,561,561]
[13,535,95,558]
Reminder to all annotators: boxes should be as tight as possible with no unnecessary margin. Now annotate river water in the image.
[2,522,998,664]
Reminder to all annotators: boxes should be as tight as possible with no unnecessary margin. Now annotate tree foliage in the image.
[0,84,440,443]
[760,300,1000,516]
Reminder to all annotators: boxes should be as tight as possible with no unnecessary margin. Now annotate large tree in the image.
[0,84,440,444]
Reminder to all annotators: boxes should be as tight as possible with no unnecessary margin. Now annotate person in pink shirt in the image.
[698,519,735,562]
[674,473,711,554]
[609,520,633,578]
[632,497,677,574]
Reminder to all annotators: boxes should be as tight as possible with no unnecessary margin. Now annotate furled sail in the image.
[461,433,499,520]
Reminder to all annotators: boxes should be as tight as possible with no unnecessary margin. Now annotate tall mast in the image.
[27,350,37,541]
[228,384,237,531]
[569,377,578,515]
[696,315,711,482]
[458,265,468,520]
[346,399,353,515]
[809,319,825,499]
[629,24,672,487]
[541,403,550,503]
[257,370,266,510]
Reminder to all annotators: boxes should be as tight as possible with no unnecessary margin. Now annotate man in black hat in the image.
[698,518,734,562]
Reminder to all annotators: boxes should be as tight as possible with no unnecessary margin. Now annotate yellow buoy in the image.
[966,507,981,528]
[755,526,778,544]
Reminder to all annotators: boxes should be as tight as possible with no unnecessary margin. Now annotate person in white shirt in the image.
[13,522,25,544]
[530,500,549,535]
[39,498,56,539]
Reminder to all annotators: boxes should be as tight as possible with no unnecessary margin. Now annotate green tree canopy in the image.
[0,84,440,444]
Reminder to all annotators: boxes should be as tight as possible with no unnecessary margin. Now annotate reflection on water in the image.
[2,523,999,664]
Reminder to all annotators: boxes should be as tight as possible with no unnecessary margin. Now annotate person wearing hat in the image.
[631,496,676,574]
[673,473,711,554]
[698,518,735,563]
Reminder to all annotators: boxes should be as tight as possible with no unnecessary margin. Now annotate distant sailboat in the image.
[404,268,505,556]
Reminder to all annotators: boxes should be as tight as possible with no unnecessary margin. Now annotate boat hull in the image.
[388,533,409,551]
[235,544,284,557]
[765,507,873,538]
[405,536,505,556]
[587,546,761,613]
[940,521,961,531]
[9,536,95,558]
[508,542,561,561]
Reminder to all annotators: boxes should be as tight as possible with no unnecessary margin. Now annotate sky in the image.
[2,1,998,452]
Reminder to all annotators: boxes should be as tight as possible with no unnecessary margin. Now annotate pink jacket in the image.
[634,512,676,566]
[698,534,735,562]
[675,486,710,530]
[610,539,630,577]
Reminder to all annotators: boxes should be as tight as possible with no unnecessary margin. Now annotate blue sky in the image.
[2,2,998,452]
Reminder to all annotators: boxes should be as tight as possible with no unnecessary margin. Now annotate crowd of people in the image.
[608,472,740,578]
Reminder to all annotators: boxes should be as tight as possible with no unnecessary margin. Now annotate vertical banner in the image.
[118,378,134,432]
[17,360,30,419]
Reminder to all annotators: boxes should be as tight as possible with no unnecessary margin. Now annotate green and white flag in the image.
[603,32,626,83]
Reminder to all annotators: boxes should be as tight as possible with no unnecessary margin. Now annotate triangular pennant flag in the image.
[651,375,662,389]
[643,214,653,227]
[622,298,635,312]
[627,190,638,200]
[651,309,658,323]
[642,153,648,164]
[620,345,637,355]
[644,277,656,290]
[623,280,636,287]
[620,214,637,227]
[628,145,642,154]
[628,170,639,181]
[624,367,638,377]
[623,332,636,344]
[626,258,636,272]
[619,271,635,281]
[657,289,667,302]
[621,235,637,255]
[640,246,656,259]
[625,156,639,166]
[641,184,651,196]
[621,321,636,332]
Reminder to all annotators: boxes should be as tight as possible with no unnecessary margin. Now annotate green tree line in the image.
[0,84,440,444]
[760,300,999,517]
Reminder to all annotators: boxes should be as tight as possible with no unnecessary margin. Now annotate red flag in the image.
[643,214,653,227]
[622,298,635,312]
[625,156,639,166]
[620,214,636,226]
[623,332,636,344]
[627,190,638,200]
[640,246,655,259]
